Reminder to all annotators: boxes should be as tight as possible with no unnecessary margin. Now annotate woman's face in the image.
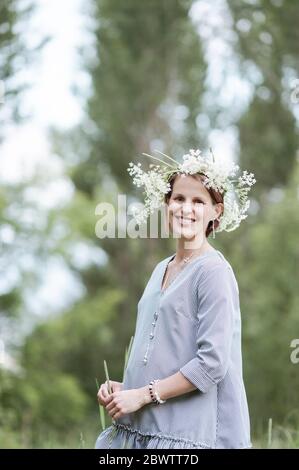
[166,174,223,240]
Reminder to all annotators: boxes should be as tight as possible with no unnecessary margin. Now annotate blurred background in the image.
[0,0,299,449]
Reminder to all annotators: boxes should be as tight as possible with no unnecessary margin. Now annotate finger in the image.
[102,383,109,394]
[105,392,114,403]
[97,386,109,404]
[105,380,113,393]
[100,384,109,400]
[97,393,105,406]
[108,405,119,417]
[97,394,106,406]
[105,400,114,412]
[113,383,121,392]
[98,393,111,407]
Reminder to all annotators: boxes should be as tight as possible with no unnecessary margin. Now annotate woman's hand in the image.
[104,388,150,420]
[97,380,123,407]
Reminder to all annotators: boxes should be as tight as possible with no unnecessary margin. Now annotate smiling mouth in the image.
[175,216,196,223]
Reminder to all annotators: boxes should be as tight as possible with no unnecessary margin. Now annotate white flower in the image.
[127,147,256,232]
[238,170,256,187]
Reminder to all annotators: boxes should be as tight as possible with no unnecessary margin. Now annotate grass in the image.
[2,415,299,449]
[251,417,299,449]
[94,336,134,448]
[3,335,298,449]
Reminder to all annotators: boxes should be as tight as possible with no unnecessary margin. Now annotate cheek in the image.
[168,201,181,213]
[194,205,205,218]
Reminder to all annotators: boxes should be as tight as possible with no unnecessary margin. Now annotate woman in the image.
[95,148,255,449]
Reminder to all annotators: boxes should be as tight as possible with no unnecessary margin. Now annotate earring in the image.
[212,219,216,239]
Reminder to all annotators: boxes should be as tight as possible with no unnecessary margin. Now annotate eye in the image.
[194,199,204,204]
[174,196,184,201]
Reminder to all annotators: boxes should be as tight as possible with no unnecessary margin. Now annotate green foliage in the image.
[229,0,299,193]
[21,289,125,396]
[214,159,299,435]
[0,1,48,132]
[1,0,299,449]
[238,96,298,193]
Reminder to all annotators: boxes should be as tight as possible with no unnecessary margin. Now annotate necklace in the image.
[161,250,198,292]
[183,252,195,263]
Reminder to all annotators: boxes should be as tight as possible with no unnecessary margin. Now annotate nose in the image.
[180,201,194,216]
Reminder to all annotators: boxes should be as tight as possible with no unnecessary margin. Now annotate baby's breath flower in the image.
[127,148,256,232]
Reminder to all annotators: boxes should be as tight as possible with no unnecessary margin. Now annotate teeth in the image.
[178,217,195,222]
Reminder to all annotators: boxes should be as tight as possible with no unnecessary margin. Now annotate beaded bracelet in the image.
[148,379,166,404]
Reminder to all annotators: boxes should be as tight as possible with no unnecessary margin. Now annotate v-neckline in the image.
[160,249,219,294]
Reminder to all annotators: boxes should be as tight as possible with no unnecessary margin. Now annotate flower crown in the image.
[127,148,256,233]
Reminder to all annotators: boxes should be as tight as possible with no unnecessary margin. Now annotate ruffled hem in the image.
[95,422,212,449]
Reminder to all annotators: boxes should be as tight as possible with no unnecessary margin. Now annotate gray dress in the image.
[95,249,252,449]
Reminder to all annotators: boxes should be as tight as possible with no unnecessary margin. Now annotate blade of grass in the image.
[99,405,106,431]
[95,378,106,431]
[98,340,135,444]
[153,149,179,165]
[141,152,175,169]
[267,418,272,448]
[104,359,112,394]
[79,431,85,449]
[103,360,116,425]
[122,336,134,381]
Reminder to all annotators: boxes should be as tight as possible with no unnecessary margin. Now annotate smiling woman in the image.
[95,148,255,449]
[164,172,224,239]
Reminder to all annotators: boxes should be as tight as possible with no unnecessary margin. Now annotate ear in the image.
[214,202,224,219]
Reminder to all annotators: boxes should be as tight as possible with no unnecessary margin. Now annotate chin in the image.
[181,231,197,240]
[171,226,197,240]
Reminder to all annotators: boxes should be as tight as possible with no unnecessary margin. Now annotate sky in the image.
[1,0,90,184]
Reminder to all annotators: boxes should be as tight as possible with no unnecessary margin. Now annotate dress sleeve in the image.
[179,263,236,393]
